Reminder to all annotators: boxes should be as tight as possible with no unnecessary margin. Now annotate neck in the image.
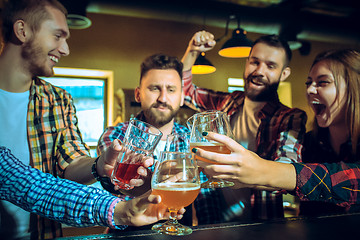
[244,96,266,109]
[0,43,33,92]
[151,119,175,141]
[328,123,349,154]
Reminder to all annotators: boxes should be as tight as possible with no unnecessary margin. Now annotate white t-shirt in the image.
[152,140,166,162]
[0,88,31,239]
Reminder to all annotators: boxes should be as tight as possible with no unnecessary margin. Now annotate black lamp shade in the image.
[218,28,252,58]
[192,53,216,74]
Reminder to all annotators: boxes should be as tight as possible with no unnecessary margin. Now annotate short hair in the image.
[311,49,360,155]
[1,0,67,43]
[140,54,183,84]
[251,34,292,68]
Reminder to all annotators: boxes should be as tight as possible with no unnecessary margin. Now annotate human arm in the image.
[293,162,360,209]
[181,31,244,113]
[181,30,216,71]
[192,132,297,191]
[0,147,183,228]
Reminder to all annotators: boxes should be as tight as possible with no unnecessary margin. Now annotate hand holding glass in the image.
[151,152,200,235]
[111,120,162,190]
[188,110,234,188]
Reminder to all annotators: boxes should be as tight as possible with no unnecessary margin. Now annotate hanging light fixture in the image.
[192,52,216,74]
[218,15,252,58]
[60,0,92,29]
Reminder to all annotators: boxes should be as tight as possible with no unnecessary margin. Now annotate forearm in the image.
[181,47,199,71]
[255,160,297,191]
[0,147,125,229]
[64,156,96,184]
[293,162,360,207]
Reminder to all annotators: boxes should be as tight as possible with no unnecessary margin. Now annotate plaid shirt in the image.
[97,112,226,225]
[294,128,360,215]
[0,146,125,234]
[26,78,91,238]
[183,70,307,220]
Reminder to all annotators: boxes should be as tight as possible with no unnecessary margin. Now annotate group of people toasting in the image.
[1,0,360,239]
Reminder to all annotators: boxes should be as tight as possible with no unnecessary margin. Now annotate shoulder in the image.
[33,77,73,101]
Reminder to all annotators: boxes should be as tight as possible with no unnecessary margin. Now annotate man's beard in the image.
[22,38,54,77]
[143,103,180,127]
[244,73,280,102]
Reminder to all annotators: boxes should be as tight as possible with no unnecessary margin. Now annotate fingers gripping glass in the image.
[151,151,200,236]
[188,110,235,188]
[111,120,162,190]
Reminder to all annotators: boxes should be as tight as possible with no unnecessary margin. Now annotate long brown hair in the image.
[311,49,360,154]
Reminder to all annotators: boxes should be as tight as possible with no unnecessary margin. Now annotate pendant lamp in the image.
[192,52,216,74]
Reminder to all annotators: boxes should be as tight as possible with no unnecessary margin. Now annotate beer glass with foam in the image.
[151,151,200,236]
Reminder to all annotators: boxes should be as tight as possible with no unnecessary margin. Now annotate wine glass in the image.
[151,151,200,236]
[188,110,235,188]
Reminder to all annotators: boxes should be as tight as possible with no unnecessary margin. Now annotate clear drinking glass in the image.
[188,110,235,188]
[111,119,162,190]
[151,151,200,236]
[164,132,190,153]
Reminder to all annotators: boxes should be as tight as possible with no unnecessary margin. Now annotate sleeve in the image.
[0,147,127,230]
[274,108,307,164]
[183,70,240,112]
[97,125,127,155]
[293,161,360,209]
[55,91,90,173]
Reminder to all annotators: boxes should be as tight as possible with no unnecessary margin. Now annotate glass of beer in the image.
[151,151,200,236]
[111,119,162,190]
[188,110,234,188]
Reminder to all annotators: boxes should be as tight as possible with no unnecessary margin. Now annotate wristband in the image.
[91,156,102,181]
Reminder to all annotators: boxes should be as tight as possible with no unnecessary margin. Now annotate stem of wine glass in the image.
[168,208,179,225]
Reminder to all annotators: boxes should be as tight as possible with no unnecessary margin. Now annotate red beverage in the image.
[112,162,142,189]
[152,183,200,210]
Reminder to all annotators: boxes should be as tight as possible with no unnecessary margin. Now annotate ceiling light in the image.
[219,28,252,58]
[217,15,252,58]
[192,52,216,74]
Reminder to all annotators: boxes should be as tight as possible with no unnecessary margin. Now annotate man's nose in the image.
[59,40,70,56]
[157,90,167,103]
[254,63,265,75]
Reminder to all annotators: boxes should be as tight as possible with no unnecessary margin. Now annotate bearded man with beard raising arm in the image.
[181,31,307,221]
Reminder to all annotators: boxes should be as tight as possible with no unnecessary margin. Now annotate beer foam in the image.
[153,182,200,191]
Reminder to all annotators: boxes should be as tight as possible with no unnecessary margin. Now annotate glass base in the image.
[201,179,234,188]
[152,220,193,236]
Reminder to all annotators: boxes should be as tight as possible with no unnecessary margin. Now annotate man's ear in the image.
[134,87,141,103]
[280,66,291,82]
[13,20,28,43]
